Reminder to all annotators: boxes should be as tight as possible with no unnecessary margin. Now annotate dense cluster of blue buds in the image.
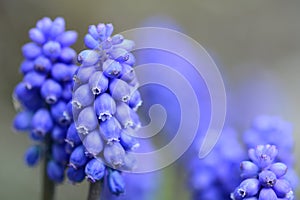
[243,116,298,189]
[186,116,298,200]
[13,17,78,182]
[231,144,294,200]
[66,23,142,195]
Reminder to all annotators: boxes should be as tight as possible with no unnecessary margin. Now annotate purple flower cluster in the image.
[243,116,298,189]
[13,17,78,182]
[66,23,142,195]
[186,116,298,200]
[231,144,294,200]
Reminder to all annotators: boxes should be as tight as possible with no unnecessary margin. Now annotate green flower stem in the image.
[42,136,55,200]
[87,181,102,200]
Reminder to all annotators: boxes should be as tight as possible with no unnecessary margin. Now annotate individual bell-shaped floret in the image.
[43,41,61,59]
[40,79,63,104]
[231,178,260,200]
[13,110,33,131]
[77,50,99,66]
[69,145,89,169]
[88,71,109,95]
[22,42,41,60]
[99,117,121,142]
[85,158,106,183]
[103,142,126,168]
[56,30,78,47]
[24,145,42,167]
[108,170,125,195]
[50,100,71,126]
[83,130,103,156]
[67,166,86,183]
[103,59,123,78]
[76,106,98,134]
[94,93,116,121]
[31,108,53,137]
[109,79,131,102]
[33,56,51,73]
[65,123,81,147]
[72,84,94,109]
[51,125,67,143]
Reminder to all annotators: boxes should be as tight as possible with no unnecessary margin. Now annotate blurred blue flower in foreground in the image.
[13,17,77,183]
[69,23,142,195]
[231,144,294,200]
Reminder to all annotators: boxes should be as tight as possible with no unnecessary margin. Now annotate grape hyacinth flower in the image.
[67,23,142,196]
[12,17,78,184]
[231,144,294,200]
[243,116,298,189]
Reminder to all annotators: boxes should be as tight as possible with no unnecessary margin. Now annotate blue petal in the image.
[73,66,96,85]
[72,84,94,109]
[56,30,77,47]
[108,170,125,195]
[84,34,99,49]
[59,47,77,63]
[67,166,85,183]
[51,63,74,82]
[41,79,63,104]
[83,129,103,156]
[24,145,41,167]
[66,123,81,147]
[13,110,33,131]
[49,17,65,39]
[31,108,53,137]
[69,145,88,169]
[77,50,99,66]
[94,93,116,121]
[99,117,121,142]
[34,56,52,73]
[88,71,109,95]
[103,59,123,78]
[22,42,41,60]
[103,142,126,168]
[36,17,52,35]
[76,106,98,134]
[109,79,132,102]
[20,60,34,74]
[24,71,46,89]
[51,125,67,143]
[29,28,46,45]
[85,158,106,182]
[50,101,71,126]
[43,41,62,59]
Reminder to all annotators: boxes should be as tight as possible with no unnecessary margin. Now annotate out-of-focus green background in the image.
[1,0,300,199]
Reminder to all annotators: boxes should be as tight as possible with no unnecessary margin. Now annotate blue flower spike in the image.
[231,144,295,200]
[70,22,143,195]
[13,16,78,183]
